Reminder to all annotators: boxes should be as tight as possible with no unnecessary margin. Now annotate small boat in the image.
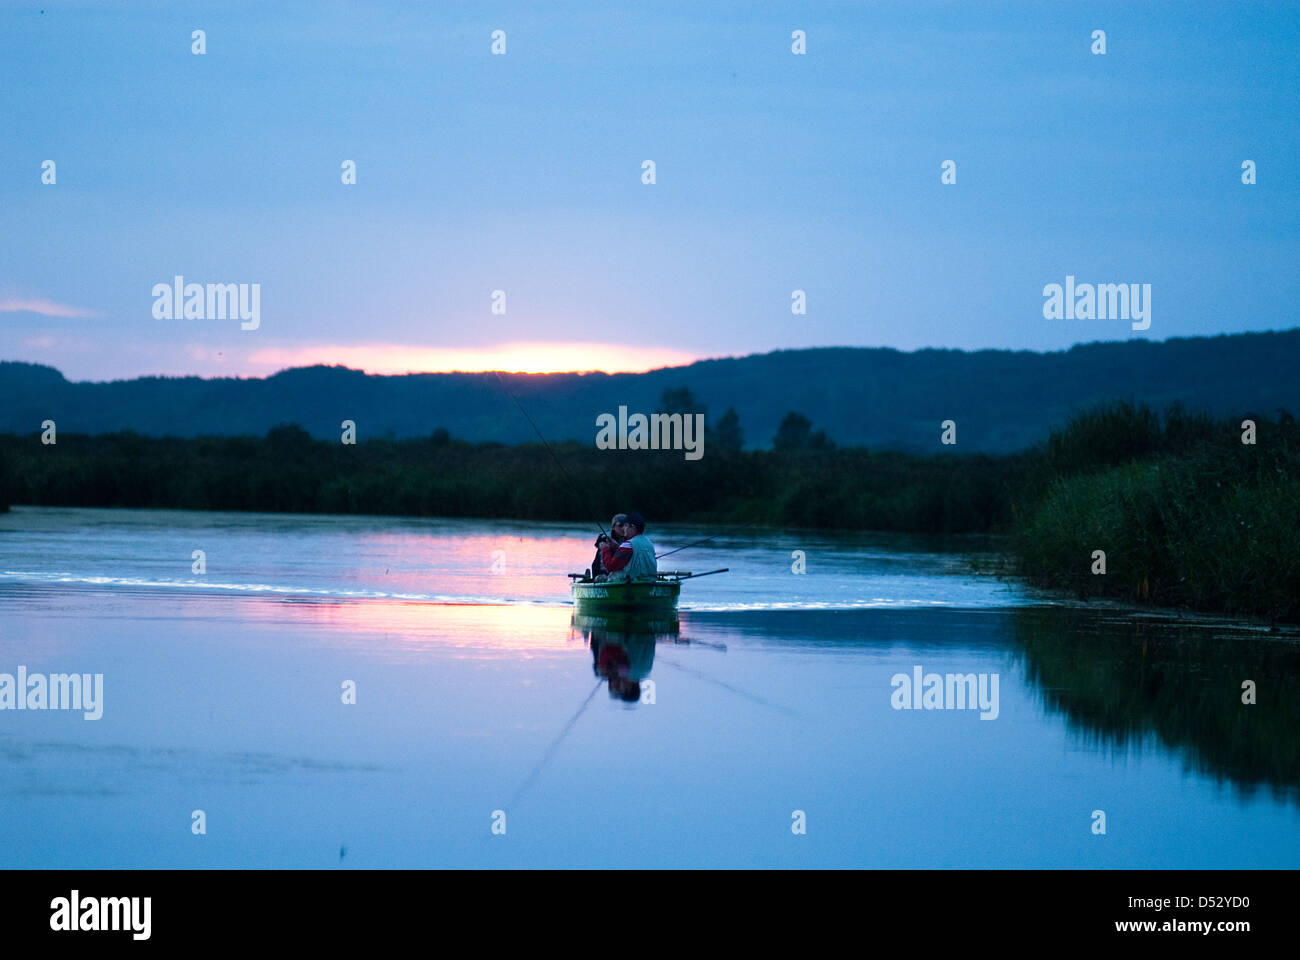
[569,574,682,614]
[568,568,726,615]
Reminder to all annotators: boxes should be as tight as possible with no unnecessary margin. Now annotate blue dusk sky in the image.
[1,0,1296,381]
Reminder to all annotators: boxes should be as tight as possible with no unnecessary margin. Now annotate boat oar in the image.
[667,636,729,652]
[604,567,726,586]
[673,568,728,580]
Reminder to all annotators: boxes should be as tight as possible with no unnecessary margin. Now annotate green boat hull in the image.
[571,578,681,614]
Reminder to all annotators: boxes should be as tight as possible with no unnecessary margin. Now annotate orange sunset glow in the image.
[245,341,703,375]
[246,597,584,659]
[227,529,609,658]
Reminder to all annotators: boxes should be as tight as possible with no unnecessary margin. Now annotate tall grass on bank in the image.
[1013,403,1300,622]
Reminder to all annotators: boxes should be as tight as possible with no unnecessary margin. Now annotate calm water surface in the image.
[1,507,1296,868]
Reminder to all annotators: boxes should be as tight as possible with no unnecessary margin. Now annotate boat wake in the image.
[0,570,547,607]
[0,569,1042,612]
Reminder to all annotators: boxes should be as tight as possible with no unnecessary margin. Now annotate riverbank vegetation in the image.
[1013,403,1299,622]
[0,402,1295,620]
[0,424,1020,533]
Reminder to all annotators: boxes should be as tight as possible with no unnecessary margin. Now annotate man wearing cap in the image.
[590,514,628,579]
[596,512,657,582]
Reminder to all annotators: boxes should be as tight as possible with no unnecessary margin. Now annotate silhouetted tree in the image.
[773,411,832,451]
[712,407,744,451]
[658,386,706,422]
[265,423,315,453]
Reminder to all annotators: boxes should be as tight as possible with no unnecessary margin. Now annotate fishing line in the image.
[656,657,801,718]
[490,370,608,537]
[508,679,603,809]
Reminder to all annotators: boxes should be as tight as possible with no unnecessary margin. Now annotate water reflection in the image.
[572,612,682,703]
[1010,607,1300,802]
[670,606,1300,802]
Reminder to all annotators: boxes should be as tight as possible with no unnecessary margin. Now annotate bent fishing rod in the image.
[491,370,610,538]
[492,371,754,552]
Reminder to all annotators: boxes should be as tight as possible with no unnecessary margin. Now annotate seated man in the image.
[597,512,657,582]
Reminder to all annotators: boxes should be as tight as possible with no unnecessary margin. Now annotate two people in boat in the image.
[590,511,656,582]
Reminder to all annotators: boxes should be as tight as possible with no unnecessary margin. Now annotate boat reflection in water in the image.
[572,611,682,703]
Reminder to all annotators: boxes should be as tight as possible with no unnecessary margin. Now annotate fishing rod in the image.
[491,370,608,538]
[655,523,760,560]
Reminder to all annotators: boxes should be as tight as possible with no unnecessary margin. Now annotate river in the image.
[1,506,1296,867]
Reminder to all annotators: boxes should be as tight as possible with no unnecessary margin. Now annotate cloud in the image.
[244,341,701,375]
[0,297,101,319]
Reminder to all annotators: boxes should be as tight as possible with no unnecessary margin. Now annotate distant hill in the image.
[3,330,1297,453]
